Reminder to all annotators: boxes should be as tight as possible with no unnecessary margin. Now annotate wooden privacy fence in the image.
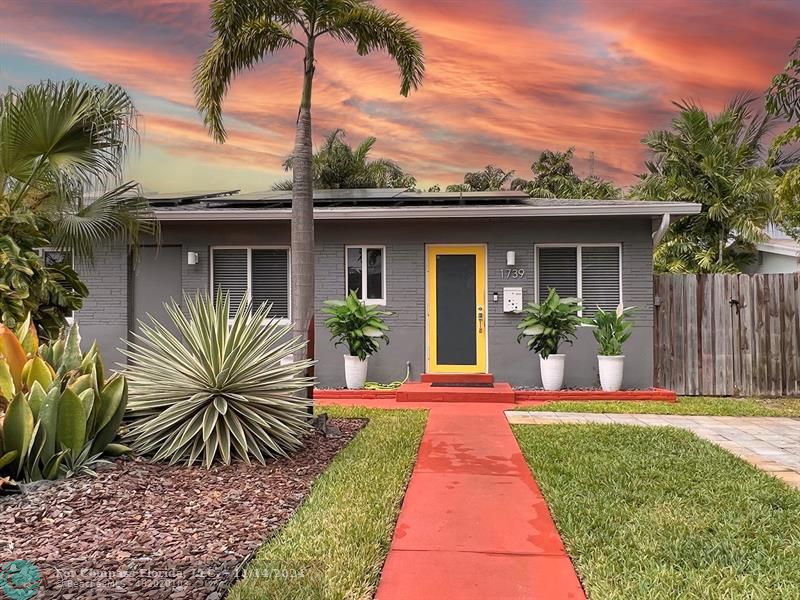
[654,273,800,397]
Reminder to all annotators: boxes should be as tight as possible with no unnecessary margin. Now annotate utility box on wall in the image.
[503,287,523,313]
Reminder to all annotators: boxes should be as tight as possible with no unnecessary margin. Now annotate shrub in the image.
[322,291,391,360]
[0,318,129,482]
[124,292,314,468]
[517,288,583,358]
[591,305,636,356]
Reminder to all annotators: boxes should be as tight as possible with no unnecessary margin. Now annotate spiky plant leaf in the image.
[123,292,314,468]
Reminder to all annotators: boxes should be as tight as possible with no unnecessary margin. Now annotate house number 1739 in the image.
[499,268,525,279]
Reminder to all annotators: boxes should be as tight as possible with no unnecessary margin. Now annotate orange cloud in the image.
[2,0,797,190]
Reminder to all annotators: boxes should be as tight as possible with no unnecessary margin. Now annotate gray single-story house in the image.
[75,189,699,389]
[744,225,800,274]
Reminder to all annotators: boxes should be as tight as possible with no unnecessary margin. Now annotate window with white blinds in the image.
[211,247,290,319]
[536,245,621,317]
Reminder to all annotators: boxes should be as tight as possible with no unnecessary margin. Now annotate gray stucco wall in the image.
[75,216,655,388]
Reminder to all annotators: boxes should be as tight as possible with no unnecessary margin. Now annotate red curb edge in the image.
[314,387,677,403]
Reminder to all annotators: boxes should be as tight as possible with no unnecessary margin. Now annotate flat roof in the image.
[146,188,701,221]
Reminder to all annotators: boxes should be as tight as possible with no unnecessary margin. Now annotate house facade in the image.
[744,225,800,274]
[77,190,699,389]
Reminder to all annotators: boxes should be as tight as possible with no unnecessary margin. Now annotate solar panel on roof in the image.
[146,187,540,210]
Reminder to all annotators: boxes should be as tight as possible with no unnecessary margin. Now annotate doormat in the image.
[430,382,494,388]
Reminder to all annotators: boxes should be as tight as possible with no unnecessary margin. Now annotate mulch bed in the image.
[0,418,365,599]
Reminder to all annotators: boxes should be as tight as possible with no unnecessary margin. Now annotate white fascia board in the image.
[154,202,702,221]
[756,241,800,257]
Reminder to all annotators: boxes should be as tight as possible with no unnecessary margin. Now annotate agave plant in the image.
[124,292,314,468]
[0,318,129,483]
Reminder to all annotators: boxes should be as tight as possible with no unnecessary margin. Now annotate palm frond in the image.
[49,181,158,261]
[194,14,298,142]
[325,1,424,96]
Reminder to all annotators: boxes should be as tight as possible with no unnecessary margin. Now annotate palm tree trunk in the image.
[292,41,315,373]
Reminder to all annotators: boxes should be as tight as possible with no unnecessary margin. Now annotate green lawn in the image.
[228,406,427,600]
[515,396,800,417]
[513,424,800,599]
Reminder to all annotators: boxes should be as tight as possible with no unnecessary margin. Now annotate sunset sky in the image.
[1,0,798,193]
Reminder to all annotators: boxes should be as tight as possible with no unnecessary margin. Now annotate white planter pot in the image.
[539,354,565,391]
[344,355,369,390]
[598,355,625,392]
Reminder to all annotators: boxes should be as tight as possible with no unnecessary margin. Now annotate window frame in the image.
[344,245,387,305]
[534,243,623,318]
[209,245,291,323]
[39,248,76,324]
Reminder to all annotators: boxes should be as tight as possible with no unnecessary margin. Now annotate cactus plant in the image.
[0,318,130,483]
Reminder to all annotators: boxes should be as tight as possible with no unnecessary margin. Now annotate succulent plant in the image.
[0,317,129,483]
[124,292,314,468]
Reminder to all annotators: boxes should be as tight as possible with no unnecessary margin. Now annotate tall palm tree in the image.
[194,0,424,360]
[767,38,800,240]
[0,80,156,336]
[630,97,789,273]
[273,128,416,190]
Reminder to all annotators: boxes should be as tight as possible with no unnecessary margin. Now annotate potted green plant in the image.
[591,305,636,392]
[517,288,582,390]
[322,291,392,389]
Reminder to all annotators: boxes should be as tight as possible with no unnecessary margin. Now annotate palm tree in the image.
[767,38,800,240]
[194,0,424,360]
[446,165,515,192]
[510,148,620,199]
[273,129,416,190]
[0,80,155,336]
[630,97,788,273]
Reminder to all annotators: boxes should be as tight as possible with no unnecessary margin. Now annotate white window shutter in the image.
[212,249,248,317]
[538,247,578,302]
[251,249,290,318]
[581,246,621,317]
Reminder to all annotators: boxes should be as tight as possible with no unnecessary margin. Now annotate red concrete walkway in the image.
[319,397,586,600]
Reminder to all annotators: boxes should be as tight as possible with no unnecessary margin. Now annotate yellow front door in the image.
[426,245,487,373]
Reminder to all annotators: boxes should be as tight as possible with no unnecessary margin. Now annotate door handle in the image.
[477,306,484,333]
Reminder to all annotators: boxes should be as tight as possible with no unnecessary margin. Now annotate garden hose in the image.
[364,361,411,391]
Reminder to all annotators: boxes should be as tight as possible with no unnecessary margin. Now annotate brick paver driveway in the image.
[508,411,800,489]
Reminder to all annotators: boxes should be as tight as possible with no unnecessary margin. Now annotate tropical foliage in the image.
[323,291,391,360]
[630,97,788,273]
[446,165,515,192]
[767,38,800,241]
[511,148,620,199]
[0,80,156,338]
[516,288,582,358]
[590,305,636,356]
[0,319,129,483]
[273,129,416,190]
[194,0,424,358]
[124,292,314,468]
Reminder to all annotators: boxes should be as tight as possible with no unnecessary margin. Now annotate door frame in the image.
[425,243,488,374]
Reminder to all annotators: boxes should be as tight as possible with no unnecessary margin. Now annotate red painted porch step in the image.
[396,382,515,403]
[420,373,495,384]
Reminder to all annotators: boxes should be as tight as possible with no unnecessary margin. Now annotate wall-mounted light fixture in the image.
[187,251,199,265]
[492,291,499,302]
[506,251,516,266]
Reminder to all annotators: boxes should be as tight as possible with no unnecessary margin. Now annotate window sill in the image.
[363,298,387,306]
